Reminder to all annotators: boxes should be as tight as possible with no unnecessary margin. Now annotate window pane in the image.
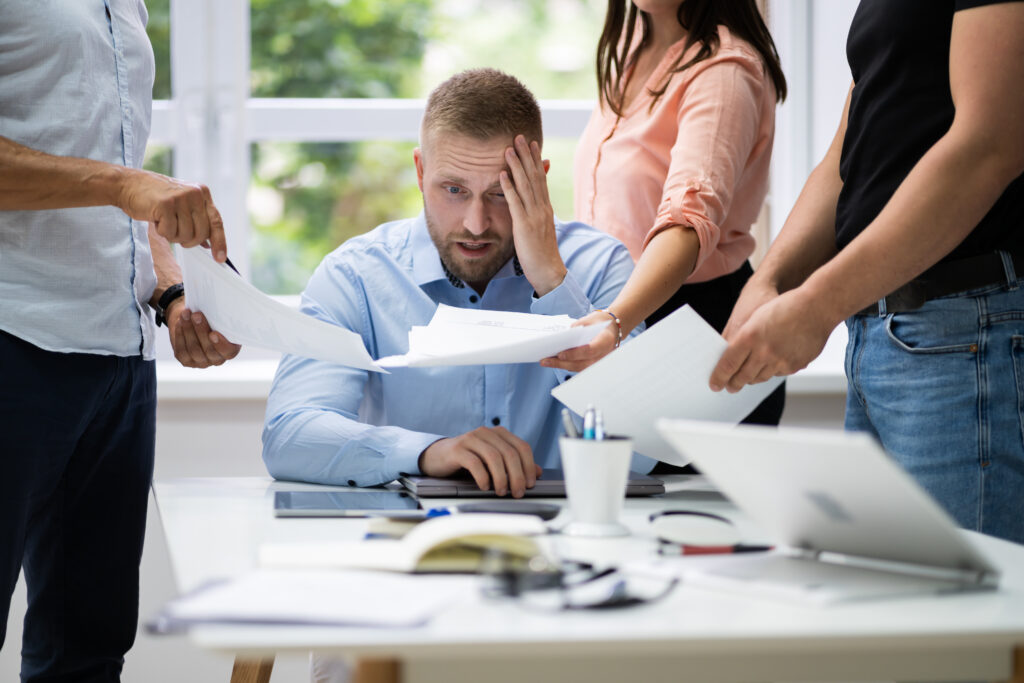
[249,141,421,295]
[145,0,171,100]
[421,0,604,99]
[250,0,433,98]
[143,144,173,176]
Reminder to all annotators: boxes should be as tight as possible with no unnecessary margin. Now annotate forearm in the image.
[263,411,439,487]
[0,135,128,211]
[148,224,183,308]
[606,225,700,334]
[800,126,1024,327]
[754,159,842,294]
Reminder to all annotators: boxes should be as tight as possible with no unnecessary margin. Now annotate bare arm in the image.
[711,4,1024,391]
[718,83,851,342]
[0,135,228,261]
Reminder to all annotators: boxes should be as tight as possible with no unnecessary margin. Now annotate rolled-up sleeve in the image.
[643,49,766,274]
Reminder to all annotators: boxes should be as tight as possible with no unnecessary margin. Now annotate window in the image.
[146,0,603,297]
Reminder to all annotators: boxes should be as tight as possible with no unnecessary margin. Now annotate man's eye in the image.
[444,185,461,195]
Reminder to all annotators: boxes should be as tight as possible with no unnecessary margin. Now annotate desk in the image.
[154,477,1024,683]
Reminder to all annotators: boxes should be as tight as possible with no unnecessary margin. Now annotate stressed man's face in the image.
[415,132,516,292]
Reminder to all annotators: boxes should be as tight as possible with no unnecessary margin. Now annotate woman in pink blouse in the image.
[545,0,788,426]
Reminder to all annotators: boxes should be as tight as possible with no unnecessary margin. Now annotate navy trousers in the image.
[0,329,156,683]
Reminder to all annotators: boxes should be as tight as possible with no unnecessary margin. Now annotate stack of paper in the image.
[151,569,468,631]
[376,304,608,368]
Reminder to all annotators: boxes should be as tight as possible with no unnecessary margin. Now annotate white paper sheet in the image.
[551,305,784,466]
[180,247,384,372]
[154,569,469,629]
[377,304,609,367]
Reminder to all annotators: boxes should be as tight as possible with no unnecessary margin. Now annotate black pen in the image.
[223,256,240,275]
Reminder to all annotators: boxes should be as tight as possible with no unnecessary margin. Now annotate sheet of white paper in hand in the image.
[377,303,608,367]
[180,247,383,372]
[157,569,467,628]
[551,305,783,466]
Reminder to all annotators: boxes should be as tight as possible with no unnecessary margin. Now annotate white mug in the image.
[559,436,632,537]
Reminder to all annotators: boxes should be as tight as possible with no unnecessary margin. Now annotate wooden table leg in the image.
[1009,645,1024,683]
[230,657,274,683]
[353,658,401,683]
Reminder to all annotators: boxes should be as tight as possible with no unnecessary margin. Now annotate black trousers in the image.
[0,330,156,683]
[648,262,786,474]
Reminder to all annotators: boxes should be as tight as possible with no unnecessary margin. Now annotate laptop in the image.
[399,468,665,498]
[655,419,1000,603]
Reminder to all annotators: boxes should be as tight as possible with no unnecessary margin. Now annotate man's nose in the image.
[463,197,488,236]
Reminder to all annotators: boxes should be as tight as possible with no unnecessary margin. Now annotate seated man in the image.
[263,68,650,498]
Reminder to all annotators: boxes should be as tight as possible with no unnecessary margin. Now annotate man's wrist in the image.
[529,263,568,298]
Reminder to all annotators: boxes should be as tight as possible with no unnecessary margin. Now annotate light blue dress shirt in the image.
[263,214,652,486]
[0,0,157,358]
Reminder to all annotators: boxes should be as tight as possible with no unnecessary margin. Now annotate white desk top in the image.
[153,476,1024,681]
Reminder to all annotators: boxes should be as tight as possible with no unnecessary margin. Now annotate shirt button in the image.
[469,295,478,303]
[491,417,501,426]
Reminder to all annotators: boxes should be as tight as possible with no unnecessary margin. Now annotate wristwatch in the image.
[154,283,185,327]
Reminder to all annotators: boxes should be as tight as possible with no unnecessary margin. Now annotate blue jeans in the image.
[844,272,1024,545]
[0,330,156,682]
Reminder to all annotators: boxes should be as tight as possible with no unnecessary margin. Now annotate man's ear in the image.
[413,148,425,192]
[542,159,551,174]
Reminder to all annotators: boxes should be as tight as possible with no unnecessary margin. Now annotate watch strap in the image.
[155,283,185,327]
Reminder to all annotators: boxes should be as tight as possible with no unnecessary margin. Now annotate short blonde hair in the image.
[421,68,543,151]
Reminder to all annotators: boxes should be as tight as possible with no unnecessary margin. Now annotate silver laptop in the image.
[655,419,1000,603]
[399,468,665,498]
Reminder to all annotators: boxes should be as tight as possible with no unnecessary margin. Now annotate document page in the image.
[551,305,783,465]
[180,247,384,372]
[378,304,608,367]
[153,569,468,629]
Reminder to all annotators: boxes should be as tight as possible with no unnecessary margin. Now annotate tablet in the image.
[273,490,422,518]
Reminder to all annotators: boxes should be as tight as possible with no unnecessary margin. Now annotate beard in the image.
[424,208,516,288]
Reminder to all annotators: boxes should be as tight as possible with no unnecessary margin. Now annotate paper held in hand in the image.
[180,248,605,370]
[551,305,784,467]
[179,246,385,372]
[377,304,609,368]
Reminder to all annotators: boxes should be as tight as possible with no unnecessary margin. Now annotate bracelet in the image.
[597,308,622,348]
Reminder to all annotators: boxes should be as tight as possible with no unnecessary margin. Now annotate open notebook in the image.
[656,419,1000,604]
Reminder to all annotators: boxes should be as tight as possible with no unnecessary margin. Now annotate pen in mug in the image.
[561,408,580,438]
[582,404,596,440]
[594,410,605,440]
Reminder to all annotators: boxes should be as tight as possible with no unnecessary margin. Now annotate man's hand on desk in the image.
[419,426,542,498]
[165,300,241,368]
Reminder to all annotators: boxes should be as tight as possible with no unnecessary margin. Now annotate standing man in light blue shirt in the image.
[263,69,649,499]
[0,2,240,681]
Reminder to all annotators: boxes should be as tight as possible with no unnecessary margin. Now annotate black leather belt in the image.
[857,249,1023,317]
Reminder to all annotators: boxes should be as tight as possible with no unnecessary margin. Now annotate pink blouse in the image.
[573,27,776,284]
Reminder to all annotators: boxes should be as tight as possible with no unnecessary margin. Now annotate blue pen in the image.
[582,404,596,439]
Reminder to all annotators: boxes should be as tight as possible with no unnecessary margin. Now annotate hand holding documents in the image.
[260,512,550,573]
[377,304,609,368]
[180,246,384,372]
[179,252,606,370]
[551,306,784,465]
